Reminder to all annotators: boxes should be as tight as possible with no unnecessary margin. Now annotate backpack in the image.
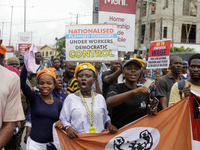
[178,79,185,99]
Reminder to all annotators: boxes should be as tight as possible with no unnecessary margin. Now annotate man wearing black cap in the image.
[180,61,190,79]
[106,59,157,129]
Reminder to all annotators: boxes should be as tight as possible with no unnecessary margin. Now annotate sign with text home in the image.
[99,0,136,52]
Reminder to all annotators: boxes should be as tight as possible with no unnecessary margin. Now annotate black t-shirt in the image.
[102,70,118,99]
[107,83,149,129]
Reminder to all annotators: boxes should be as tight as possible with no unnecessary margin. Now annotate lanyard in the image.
[79,91,94,126]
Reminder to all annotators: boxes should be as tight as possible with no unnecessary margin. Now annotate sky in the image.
[0,0,93,48]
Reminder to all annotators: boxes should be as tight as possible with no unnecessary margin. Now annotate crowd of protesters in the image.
[0,39,200,150]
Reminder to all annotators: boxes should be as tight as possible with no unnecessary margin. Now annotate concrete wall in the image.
[134,0,200,50]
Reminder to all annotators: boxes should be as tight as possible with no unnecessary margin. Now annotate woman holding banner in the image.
[59,63,117,139]
[106,58,157,129]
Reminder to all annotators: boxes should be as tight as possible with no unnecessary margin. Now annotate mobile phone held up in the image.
[147,97,159,116]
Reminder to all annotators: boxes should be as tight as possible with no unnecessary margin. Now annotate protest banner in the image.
[5,46,14,59]
[53,93,200,150]
[65,24,118,62]
[18,32,32,55]
[147,39,171,69]
[99,0,136,52]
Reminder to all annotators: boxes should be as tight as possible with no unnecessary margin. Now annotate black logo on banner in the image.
[113,130,153,150]
[193,98,200,119]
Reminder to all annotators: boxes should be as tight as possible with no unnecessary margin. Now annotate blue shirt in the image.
[60,69,65,76]
[52,88,68,103]
[21,66,63,143]
[62,75,69,92]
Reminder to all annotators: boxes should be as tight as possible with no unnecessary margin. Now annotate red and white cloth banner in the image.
[53,92,200,150]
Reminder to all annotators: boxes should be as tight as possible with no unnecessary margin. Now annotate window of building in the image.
[183,0,197,17]
[142,1,147,17]
[181,24,196,43]
[151,0,156,15]
[46,51,48,57]
[42,51,44,57]
[165,0,168,8]
[141,24,146,44]
[50,51,52,55]
[150,22,155,41]
[163,27,167,38]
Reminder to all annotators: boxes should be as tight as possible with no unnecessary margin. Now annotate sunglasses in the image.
[183,67,188,69]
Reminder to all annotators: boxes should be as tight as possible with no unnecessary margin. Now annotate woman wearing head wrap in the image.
[59,63,117,139]
[106,58,157,129]
[7,56,20,70]
[20,57,63,149]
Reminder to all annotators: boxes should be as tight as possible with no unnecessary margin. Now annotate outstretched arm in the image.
[20,65,34,101]
[103,69,122,84]
[107,86,149,107]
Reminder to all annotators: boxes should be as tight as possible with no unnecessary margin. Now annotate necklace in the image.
[79,90,96,133]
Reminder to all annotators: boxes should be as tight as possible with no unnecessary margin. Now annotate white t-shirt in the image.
[35,64,45,73]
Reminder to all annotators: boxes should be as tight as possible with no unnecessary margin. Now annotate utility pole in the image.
[137,0,143,56]
[172,0,175,51]
[2,22,4,39]
[144,0,152,50]
[9,6,13,46]
[76,14,79,25]
[160,17,162,40]
[69,12,79,25]
[24,0,26,32]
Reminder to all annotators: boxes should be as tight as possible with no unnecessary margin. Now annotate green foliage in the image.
[170,46,195,53]
[56,40,65,57]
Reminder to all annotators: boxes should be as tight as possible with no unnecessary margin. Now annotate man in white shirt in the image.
[0,41,25,149]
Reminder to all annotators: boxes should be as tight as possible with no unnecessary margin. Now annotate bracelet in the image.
[106,122,112,129]
[65,126,71,132]
[107,123,112,127]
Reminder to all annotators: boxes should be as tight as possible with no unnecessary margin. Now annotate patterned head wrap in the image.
[7,57,20,65]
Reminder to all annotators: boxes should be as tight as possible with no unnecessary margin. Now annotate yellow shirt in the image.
[169,80,200,106]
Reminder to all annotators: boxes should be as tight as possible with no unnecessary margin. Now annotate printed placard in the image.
[99,0,136,52]
[147,39,171,69]
[65,24,118,61]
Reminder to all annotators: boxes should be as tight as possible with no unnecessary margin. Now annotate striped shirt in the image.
[67,78,79,94]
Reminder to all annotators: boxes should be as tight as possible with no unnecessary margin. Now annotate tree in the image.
[56,39,65,57]
[170,46,195,53]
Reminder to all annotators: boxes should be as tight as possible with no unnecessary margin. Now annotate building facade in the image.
[41,45,56,58]
[134,0,200,54]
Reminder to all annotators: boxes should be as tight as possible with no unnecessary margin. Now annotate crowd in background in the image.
[1,40,200,150]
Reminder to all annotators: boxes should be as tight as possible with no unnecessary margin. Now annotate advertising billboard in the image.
[99,0,136,52]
